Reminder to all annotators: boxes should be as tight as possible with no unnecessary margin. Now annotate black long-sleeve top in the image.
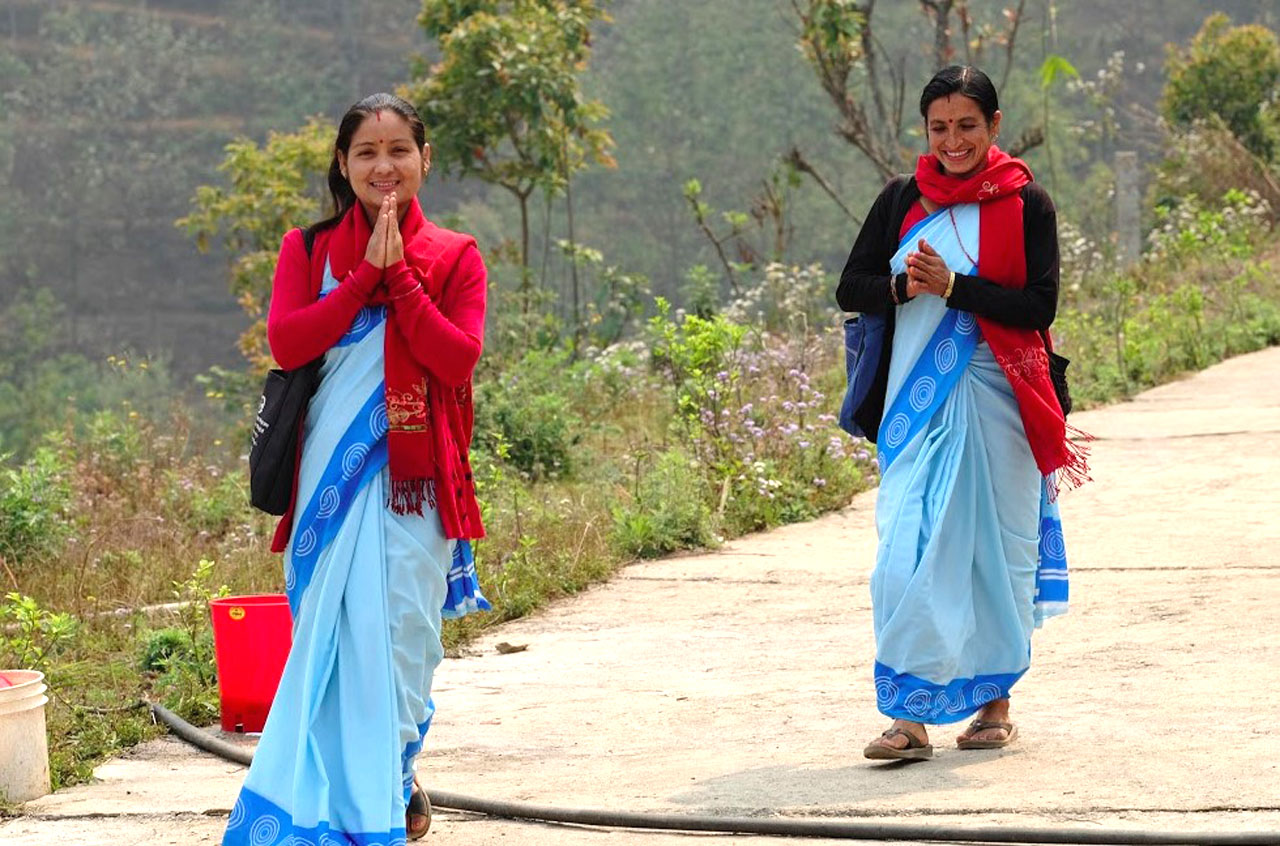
[836,176,1060,330]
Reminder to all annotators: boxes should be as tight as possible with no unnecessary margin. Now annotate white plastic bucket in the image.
[0,670,51,803]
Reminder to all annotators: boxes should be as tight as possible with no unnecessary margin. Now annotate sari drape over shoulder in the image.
[224,256,489,846]
[870,202,1069,725]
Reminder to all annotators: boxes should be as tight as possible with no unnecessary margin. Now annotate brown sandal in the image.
[956,719,1018,750]
[407,777,432,840]
[863,727,934,760]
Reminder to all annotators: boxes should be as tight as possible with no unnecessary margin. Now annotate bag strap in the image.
[297,226,323,377]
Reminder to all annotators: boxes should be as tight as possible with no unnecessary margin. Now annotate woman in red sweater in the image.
[223,93,489,846]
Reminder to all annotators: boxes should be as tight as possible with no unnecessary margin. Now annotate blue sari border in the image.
[442,540,492,619]
[225,787,408,846]
[874,661,1026,724]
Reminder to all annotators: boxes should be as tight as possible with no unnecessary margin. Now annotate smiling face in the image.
[925,93,1001,178]
[337,110,431,221]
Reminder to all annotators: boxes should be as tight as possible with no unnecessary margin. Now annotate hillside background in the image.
[2,0,1277,376]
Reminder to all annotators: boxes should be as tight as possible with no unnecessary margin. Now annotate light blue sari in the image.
[871,204,1068,725]
[224,260,490,846]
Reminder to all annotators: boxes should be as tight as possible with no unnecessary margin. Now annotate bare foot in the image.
[956,699,1013,745]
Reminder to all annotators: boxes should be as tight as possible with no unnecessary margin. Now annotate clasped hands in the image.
[905,238,953,299]
[364,194,405,270]
[362,194,419,303]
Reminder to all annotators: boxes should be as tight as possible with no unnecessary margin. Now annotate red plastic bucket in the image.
[209,594,293,733]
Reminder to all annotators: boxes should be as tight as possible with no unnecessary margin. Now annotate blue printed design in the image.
[316,259,387,348]
[286,388,388,613]
[1034,477,1069,624]
[442,541,492,619]
[400,714,433,798]
[225,787,408,846]
[876,309,979,470]
[874,661,1026,724]
[286,387,492,618]
[335,305,385,347]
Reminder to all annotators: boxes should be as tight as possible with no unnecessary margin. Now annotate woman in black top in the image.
[841,66,1082,761]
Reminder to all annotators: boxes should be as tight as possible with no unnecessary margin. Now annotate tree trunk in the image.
[565,170,581,357]
[519,190,532,315]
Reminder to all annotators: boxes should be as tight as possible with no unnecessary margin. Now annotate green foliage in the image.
[0,593,78,670]
[1059,190,1280,404]
[139,628,196,673]
[407,0,615,272]
[645,287,873,535]
[178,118,334,372]
[0,290,181,459]
[0,446,73,570]
[1040,54,1081,89]
[1163,13,1280,160]
[611,449,716,558]
[475,350,584,480]
[555,239,653,349]
[148,559,230,726]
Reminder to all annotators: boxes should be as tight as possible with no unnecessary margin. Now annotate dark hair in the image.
[919,65,999,123]
[306,92,427,237]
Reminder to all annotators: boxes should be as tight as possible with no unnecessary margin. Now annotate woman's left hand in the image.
[385,194,405,266]
[905,238,951,298]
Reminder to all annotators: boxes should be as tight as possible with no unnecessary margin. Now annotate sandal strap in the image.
[879,727,927,749]
[965,719,1013,733]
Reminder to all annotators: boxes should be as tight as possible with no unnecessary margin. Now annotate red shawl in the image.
[915,146,1089,488]
[325,199,486,531]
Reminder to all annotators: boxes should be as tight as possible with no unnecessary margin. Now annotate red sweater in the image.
[266,223,487,551]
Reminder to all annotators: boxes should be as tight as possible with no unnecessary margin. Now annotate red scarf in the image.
[325,199,460,515]
[915,146,1089,489]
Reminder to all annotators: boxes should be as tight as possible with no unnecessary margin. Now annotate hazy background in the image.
[1,0,1277,375]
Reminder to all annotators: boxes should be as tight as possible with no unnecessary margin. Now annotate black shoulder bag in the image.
[1042,330,1072,417]
[248,228,323,515]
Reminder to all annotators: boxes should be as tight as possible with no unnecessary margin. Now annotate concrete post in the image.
[1114,151,1141,268]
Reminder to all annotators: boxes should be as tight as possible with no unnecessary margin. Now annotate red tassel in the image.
[1047,424,1095,501]
[389,478,432,516]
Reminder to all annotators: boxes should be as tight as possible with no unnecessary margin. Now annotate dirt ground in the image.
[4,346,1279,845]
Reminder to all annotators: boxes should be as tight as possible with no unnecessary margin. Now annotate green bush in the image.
[0,444,73,568]
[475,349,584,481]
[0,592,78,670]
[139,627,196,673]
[611,449,717,558]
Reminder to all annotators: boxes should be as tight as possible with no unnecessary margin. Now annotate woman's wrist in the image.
[943,271,956,299]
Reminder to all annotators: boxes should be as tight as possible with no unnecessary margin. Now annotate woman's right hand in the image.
[364,195,393,268]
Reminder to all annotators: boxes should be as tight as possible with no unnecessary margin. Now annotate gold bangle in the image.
[944,271,956,299]
[889,274,901,305]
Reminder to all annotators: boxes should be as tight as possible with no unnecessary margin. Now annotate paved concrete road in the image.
[5,347,1279,845]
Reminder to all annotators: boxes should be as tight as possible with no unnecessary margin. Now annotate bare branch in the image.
[957,0,973,65]
[918,0,955,69]
[684,190,743,295]
[1006,124,1045,158]
[785,146,863,225]
[999,0,1028,93]
[861,0,893,132]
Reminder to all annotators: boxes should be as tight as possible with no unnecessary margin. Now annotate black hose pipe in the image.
[151,704,1280,846]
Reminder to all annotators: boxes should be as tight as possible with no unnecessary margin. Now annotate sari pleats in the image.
[869,204,1068,725]
[225,259,488,846]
